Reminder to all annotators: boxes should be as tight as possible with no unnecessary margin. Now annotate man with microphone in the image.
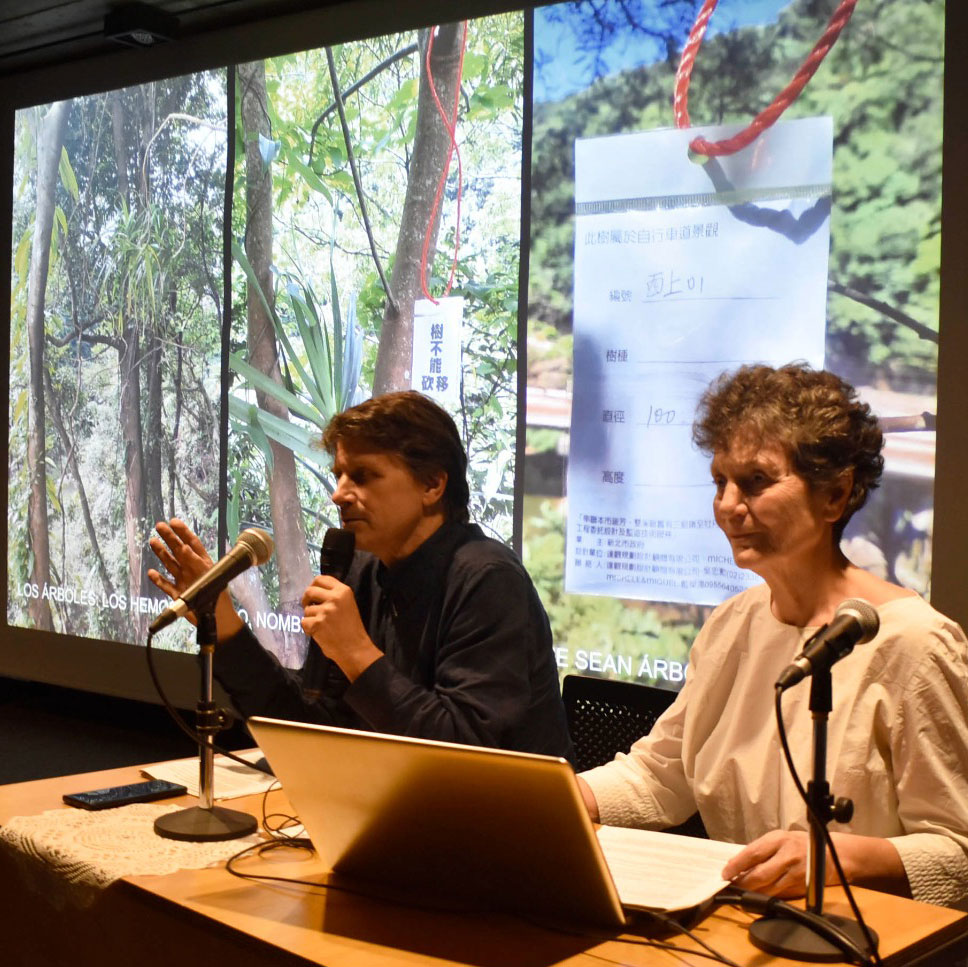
[148,391,572,759]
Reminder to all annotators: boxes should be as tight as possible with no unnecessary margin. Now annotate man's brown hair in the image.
[322,391,470,523]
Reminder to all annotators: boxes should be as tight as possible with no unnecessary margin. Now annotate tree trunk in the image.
[143,288,170,530]
[109,91,130,207]
[373,25,463,394]
[168,333,184,519]
[239,60,314,666]
[110,89,154,636]
[119,319,148,622]
[25,100,70,630]
[43,371,115,601]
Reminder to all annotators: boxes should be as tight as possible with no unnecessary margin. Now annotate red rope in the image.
[420,22,468,305]
[674,0,858,158]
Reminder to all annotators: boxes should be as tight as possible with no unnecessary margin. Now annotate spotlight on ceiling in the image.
[104,2,179,48]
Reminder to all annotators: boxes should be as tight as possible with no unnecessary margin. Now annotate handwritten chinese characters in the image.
[567,119,831,604]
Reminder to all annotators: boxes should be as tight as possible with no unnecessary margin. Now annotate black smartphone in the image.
[62,778,188,810]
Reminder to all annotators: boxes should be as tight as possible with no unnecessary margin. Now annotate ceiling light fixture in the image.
[104,2,179,48]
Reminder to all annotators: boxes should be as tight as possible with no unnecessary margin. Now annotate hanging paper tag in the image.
[566,117,832,605]
[412,296,463,409]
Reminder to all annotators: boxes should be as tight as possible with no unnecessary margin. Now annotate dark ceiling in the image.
[0,0,346,76]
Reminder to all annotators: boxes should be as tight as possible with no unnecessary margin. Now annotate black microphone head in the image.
[835,597,879,644]
[320,527,355,580]
[237,527,274,566]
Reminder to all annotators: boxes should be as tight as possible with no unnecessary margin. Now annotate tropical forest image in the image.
[10,71,228,648]
[8,14,524,663]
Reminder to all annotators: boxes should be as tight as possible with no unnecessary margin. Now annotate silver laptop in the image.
[246,716,627,928]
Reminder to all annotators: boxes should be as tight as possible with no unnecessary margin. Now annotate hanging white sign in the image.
[412,296,463,409]
[567,117,832,605]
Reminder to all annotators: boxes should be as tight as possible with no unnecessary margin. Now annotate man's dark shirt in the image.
[213,521,573,760]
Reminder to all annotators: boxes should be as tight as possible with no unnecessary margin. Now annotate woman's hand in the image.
[721,829,819,897]
[721,829,909,898]
[147,518,243,639]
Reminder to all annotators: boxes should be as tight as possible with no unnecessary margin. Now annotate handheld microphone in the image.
[319,527,355,580]
[777,598,879,691]
[150,527,274,633]
[304,529,355,700]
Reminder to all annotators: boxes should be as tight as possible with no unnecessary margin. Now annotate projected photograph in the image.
[8,72,228,648]
[523,0,944,685]
[8,0,943,690]
[7,13,525,664]
[227,16,524,666]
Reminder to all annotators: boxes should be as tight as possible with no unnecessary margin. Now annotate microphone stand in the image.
[748,665,877,961]
[154,607,258,842]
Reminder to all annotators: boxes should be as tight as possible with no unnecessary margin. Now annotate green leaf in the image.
[229,395,329,467]
[287,152,333,202]
[14,224,31,281]
[13,389,27,425]
[233,240,323,414]
[59,147,79,202]
[288,288,336,416]
[229,399,274,472]
[226,471,241,542]
[329,239,344,404]
[328,170,355,194]
[460,52,488,79]
[46,476,62,514]
[323,141,345,168]
[339,294,363,411]
[228,352,327,428]
[387,77,419,115]
[232,237,276,323]
[54,205,68,241]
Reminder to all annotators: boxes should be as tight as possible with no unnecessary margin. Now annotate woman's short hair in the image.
[322,391,470,524]
[692,363,884,538]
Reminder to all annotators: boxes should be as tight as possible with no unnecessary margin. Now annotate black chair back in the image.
[562,674,677,773]
[562,673,707,838]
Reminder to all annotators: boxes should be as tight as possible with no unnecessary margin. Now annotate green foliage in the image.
[526,427,564,454]
[229,239,363,473]
[8,73,227,640]
[231,15,526,543]
[529,0,944,389]
[523,0,942,670]
[58,146,79,202]
[523,498,698,685]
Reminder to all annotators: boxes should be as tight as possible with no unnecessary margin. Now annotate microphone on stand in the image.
[776,598,880,691]
[150,527,274,633]
[751,597,883,960]
[153,527,274,843]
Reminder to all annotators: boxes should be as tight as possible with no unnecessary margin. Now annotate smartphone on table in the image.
[62,779,187,810]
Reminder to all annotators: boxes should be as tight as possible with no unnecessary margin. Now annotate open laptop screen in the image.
[246,716,627,929]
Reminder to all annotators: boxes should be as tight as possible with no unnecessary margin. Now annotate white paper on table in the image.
[142,747,276,800]
[597,825,743,912]
[567,117,832,605]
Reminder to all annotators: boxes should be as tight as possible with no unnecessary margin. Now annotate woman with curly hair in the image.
[578,363,968,907]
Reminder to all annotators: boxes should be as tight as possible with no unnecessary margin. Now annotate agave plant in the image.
[228,236,363,507]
